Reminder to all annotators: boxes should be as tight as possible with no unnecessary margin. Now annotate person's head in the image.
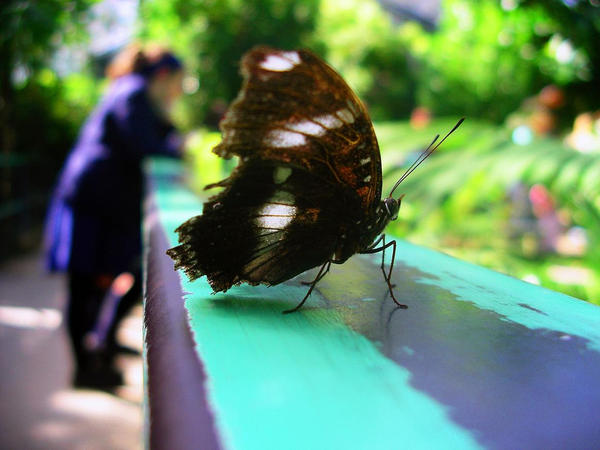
[106,43,184,116]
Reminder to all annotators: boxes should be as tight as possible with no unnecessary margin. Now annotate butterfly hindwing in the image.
[213,46,382,212]
[166,160,363,292]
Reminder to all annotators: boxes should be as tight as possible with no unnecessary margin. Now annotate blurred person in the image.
[529,184,563,253]
[507,182,536,239]
[44,43,185,389]
[410,106,432,129]
[506,84,565,138]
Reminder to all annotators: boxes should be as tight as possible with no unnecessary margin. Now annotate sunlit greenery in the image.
[140,0,599,125]
[376,119,600,304]
[1,1,98,173]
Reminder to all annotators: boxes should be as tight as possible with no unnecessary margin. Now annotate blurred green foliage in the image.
[376,119,600,305]
[413,0,598,122]
[0,1,97,172]
[141,0,320,127]
[140,0,599,125]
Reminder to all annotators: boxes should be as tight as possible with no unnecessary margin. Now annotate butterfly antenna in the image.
[389,133,439,195]
[389,118,465,197]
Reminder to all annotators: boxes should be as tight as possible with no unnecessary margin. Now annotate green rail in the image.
[144,157,600,450]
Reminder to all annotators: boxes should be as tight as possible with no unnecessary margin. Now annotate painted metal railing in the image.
[143,157,600,450]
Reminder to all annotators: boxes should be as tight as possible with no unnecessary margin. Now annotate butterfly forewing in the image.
[214,46,382,212]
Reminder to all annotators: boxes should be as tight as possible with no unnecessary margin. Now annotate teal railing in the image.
[144,157,600,450]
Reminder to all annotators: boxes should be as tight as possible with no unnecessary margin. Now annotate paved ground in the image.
[0,250,143,450]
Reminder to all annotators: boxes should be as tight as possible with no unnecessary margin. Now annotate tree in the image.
[141,0,320,127]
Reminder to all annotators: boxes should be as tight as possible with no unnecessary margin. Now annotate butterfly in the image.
[166,46,463,313]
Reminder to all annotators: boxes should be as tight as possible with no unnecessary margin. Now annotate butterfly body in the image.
[166,47,462,311]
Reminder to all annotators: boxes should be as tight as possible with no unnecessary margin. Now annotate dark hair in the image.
[106,43,182,80]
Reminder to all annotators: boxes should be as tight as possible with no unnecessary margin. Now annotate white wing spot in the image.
[314,114,343,129]
[256,203,297,229]
[346,99,359,116]
[273,167,292,184]
[266,130,306,147]
[282,51,300,64]
[363,175,372,182]
[287,120,326,137]
[336,108,355,124]
[359,157,371,165]
[259,52,300,71]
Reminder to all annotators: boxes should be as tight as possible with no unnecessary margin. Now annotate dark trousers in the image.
[67,271,141,372]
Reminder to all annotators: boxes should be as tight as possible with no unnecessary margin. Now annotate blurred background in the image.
[2,0,598,304]
[1,0,599,447]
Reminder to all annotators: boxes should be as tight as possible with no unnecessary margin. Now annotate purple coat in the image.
[45,73,181,275]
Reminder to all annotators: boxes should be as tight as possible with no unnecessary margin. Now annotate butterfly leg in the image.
[379,235,396,288]
[368,234,385,249]
[300,260,331,286]
[379,238,406,308]
[360,237,407,309]
[283,260,331,314]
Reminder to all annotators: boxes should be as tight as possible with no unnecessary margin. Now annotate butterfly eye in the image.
[383,197,399,221]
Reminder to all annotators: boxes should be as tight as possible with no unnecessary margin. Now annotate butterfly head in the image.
[383,194,404,221]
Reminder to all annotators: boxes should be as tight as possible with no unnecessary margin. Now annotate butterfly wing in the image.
[166,160,362,292]
[214,46,382,213]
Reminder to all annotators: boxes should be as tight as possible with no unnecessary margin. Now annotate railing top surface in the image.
[146,157,600,450]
